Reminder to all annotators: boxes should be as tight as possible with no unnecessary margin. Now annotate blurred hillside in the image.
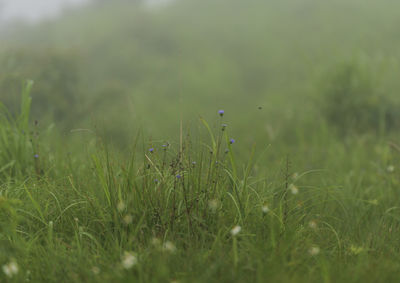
[1,0,400,148]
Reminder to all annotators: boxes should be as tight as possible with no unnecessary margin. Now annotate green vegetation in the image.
[1,0,400,282]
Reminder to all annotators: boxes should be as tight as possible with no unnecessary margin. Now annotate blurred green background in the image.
[1,0,400,151]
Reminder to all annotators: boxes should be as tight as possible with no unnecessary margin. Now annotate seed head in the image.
[2,260,18,278]
[121,252,138,269]
[231,225,241,236]
[308,246,320,256]
[289,184,299,195]
[309,220,317,229]
[163,241,176,253]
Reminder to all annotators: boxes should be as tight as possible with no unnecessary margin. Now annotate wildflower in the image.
[231,225,241,236]
[308,246,320,256]
[149,148,154,153]
[123,214,133,225]
[117,201,126,212]
[34,154,39,158]
[308,220,317,229]
[208,199,219,212]
[154,179,159,183]
[176,174,182,179]
[192,161,196,167]
[162,144,168,149]
[262,204,269,214]
[163,241,176,253]
[218,110,224,117]
[2,260,18,278]
[121,252,137,269]
[387,165,395,173]
[221,123,227,131]
[225,148,229,153]
[289,184,299,195]
[91,266,100,275]
[292,172,299,180]
[230,138,235,144]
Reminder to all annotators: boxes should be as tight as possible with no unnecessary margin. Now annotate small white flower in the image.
[387,165,395,173]
[2,260,19,278]
[117,201,126,212]
[121,252,137,269]
[123,214,133,225]
[261,205,269,214]
[208,199,219,213]
[231,225,241,236]
[91,266,100,275]
[289,184,299,195]
[308,220,317,229]
[308,246,320,256]
[163,241,176,253]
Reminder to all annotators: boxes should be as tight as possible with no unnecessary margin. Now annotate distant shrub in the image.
[321,62,399,135]
[0,49,80,125]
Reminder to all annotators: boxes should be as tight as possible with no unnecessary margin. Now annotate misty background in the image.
[1,0,400,152]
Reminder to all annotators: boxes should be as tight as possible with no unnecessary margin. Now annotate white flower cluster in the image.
[2,260,18,278]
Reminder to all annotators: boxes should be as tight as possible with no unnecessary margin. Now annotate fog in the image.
[0,0,93,22]
[0,0,171,23]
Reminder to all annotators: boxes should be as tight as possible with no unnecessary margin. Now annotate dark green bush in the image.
[0,49,80,125]
[321,62,399,135]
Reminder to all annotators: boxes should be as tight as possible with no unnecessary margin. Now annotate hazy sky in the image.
[0,0,91,22]
[0,0,172,23]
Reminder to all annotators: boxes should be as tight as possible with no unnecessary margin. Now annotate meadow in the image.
[1,0,400,282]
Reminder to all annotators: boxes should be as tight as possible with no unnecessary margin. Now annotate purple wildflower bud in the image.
[149,148,154,153]
[230,138,235,144]
[176,174,182,179]
[155,179,159,183]
[34,154,39,158]
[218,110,224,117]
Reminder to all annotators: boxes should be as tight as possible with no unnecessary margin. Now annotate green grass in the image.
[1,0,400,281]
[1,87,400,282]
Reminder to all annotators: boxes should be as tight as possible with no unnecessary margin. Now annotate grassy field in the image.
[1,0,400,282]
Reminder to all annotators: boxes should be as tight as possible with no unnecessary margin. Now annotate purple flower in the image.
[34,154,39,158]
[154,179,159,183]
[149,148,154,153]
[230,138,235,144]
[218,110,224,117]
[176,174,182,179]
